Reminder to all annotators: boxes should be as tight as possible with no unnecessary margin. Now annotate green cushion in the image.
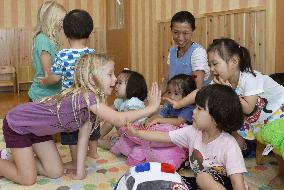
[256,117,284,158]
[256,132,281,156]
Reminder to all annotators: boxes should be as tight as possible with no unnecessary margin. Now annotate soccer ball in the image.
[114,162,189,190]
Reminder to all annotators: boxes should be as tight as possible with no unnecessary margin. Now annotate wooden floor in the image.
[0,91,29,118]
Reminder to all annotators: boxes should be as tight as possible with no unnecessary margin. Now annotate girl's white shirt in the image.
[236,71,284,124]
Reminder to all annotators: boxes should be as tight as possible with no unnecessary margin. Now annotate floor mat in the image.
[0,119,281,190]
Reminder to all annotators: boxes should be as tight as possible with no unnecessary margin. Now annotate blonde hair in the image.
[34,1,54,33]
[41,53,114,131]
[33,1,66,48]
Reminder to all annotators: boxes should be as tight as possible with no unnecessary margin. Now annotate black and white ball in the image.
[114,162,189,190]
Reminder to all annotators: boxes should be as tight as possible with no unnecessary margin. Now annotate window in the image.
[108,0,124,29]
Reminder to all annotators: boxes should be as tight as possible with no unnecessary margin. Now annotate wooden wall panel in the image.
[18,29,33,67]
[157,22,172,85]
[0,0,106,88]
[0,29,17,67]
[192,17,207,48]
[0,0,106,29]
[255,11,266,72]
[275,0,284,72]
[245,12,256,69]
[233,13,245,45]
[130,0,266,85]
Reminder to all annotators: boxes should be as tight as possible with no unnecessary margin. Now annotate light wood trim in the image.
[265,1,276,74]
[275,0,284,72]
[156,6,266,23]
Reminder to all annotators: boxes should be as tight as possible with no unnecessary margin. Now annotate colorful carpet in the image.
[0,119,281,190]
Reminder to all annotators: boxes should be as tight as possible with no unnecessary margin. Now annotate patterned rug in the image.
[0,119,280,190]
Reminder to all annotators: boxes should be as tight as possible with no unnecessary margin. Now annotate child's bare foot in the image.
[268,175,284,189]
[88,140,99,159]
[87,151,99,159]
[64,161,76,170]
[98,139,111,150]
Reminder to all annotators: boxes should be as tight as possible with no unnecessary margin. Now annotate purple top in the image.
[6,92,97,136]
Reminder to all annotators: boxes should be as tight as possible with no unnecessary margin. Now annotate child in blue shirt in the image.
[147,74,196,126]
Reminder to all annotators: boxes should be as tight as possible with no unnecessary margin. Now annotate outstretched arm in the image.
[91,82,161,127]
[126,123,171,143]
[147,116,185,127]
[164,89,198,109]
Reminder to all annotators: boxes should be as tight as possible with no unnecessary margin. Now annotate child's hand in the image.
[139,122,152,130]
[65,169,87,180]
[146,118,160,127]
[147,82,161,112]
[213,76,232,87]
[126,122,139,137]
[38,76,47,86]
[163,97,179,109]
[63,162,77,170]
[38,72,49,86]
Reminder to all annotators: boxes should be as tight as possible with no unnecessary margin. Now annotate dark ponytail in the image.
[239,46,255,76]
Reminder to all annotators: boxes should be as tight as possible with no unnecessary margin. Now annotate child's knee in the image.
[196,172,213,185]
[18,173,37,186]
[46,165,64,178]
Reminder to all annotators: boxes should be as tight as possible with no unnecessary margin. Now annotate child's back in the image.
[53,47,95,89]
[28,2,66,101]
[43,9,95,89]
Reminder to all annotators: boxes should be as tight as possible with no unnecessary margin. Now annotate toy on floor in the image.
[114,162,189,190]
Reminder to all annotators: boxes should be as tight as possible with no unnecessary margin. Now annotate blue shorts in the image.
[61,125,100,145]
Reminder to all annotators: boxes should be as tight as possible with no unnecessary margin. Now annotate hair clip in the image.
[123,68,130,70]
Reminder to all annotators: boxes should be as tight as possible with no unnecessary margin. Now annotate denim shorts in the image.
[61,125,101,145]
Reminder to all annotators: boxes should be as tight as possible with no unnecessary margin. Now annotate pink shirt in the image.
[169,125,247,176]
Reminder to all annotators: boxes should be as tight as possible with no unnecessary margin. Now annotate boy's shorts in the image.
[61,125,101,145]
[2,118,53,148]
